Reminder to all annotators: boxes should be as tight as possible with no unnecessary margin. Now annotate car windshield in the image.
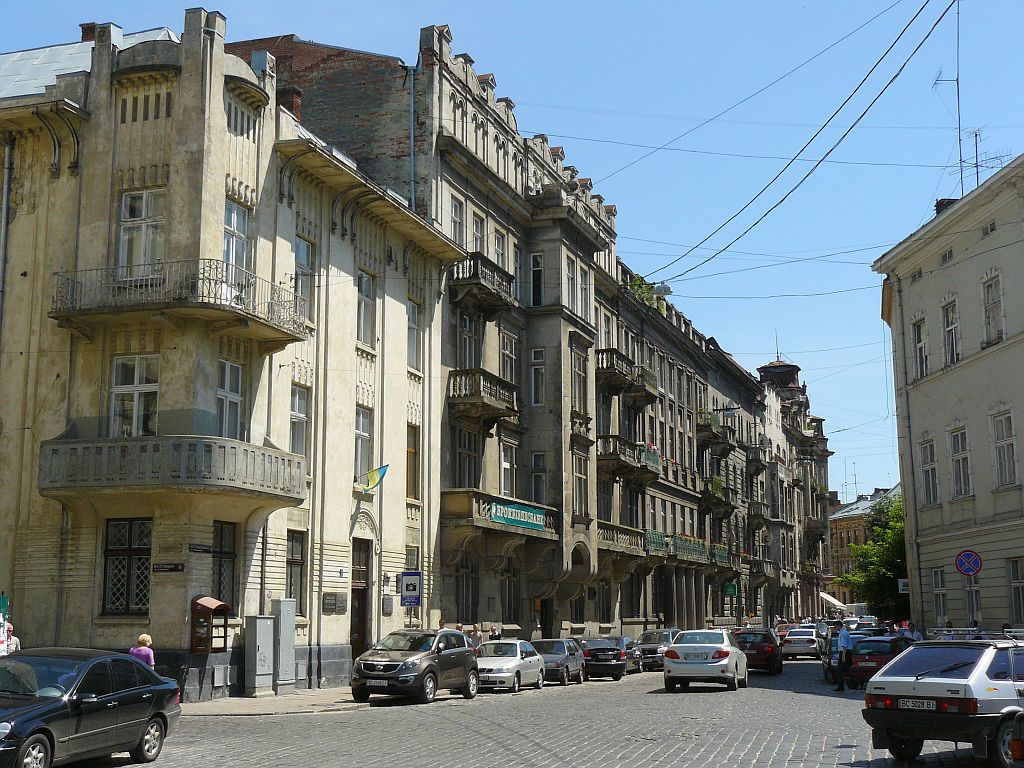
[880,644,985,679]
[638,631,671,644]
[478,642,519,658]
[372,632,434,652]
[0,656,84,697]
[855,640,896,656]
[788,630,815,638]
[736,633,768,644]
[531,641,565,655]
[586,638,617,649]
[677,632,725,645]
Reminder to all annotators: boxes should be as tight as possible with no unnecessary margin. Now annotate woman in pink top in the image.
[129,633,155,668]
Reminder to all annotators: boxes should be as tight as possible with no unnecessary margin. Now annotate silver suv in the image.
[862,639,1024,766]
[636,628,682,671]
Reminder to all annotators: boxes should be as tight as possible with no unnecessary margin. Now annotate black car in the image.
[0,648,181,768]
[350,629,478,704]
[582,636,641,680]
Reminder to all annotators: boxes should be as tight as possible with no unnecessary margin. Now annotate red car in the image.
[775,623,799,640]
[735,628,783,674]
[847,636,915,687]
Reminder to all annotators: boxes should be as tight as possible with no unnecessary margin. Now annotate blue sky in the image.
[7,1,1020,500]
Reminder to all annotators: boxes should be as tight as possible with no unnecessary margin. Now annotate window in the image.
[112,658,142,692]
[455,428,480,487]
[570,593,585,624]
[941,248,954,264]
[289,385,309,458]
[910,269,922,284]
[407,300,422,370]
[942,300,960,366]
[357,271,376,347]
[500,330,518,384]
[530,253,543,306]
[512,246,522,301]
[455,553,478,624]
[494,231,506,271]
[355,406,373,481]
[530,348,545,406]
[472,214,484,252]
[622,572,643,619]
[79,662,112,697]
[406,425,421,500]
[983,275,1003,344]
[579,268,590,322]
[286,530,306,614]
[993,412,1016,488]
[571,349,587,414]
[982,220,997,238]
[921,440,938,505]
[405,546,420,571]
[294,238,314,321]
[950,428,971,497]
[500,441,518,497]
[964,574,981,623]
[223,199,248,273]
[117,189,166,274]
[566,257,577,313]
[451,198,465,246]
[110,354,159,437]
[501,567,519,625]
[1012,559,1024,624]
[932,568,947,623]
[103,519,152,615]
[457,312,479,368]
[572,453,588,519]
[597,581,613,624]
[912,319,928,379]
[597,478,613,522]
[531,452,546,504]
[212,521,236,609]
[217,360,245,440]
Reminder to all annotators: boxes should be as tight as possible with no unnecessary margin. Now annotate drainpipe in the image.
[0,136,14,374]
[406,57,420,213]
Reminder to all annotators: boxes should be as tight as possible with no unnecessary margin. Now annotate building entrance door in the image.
[350,538,373,659]
[540,598,554,638]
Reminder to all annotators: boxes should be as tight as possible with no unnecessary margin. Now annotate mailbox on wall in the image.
[191,596,230,654]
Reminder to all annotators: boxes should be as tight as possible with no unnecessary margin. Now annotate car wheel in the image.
[131,717,165,763]
[462,670,479,699]
[352,687,370,703]
[992,718,1023,768]
[582,666,590,682]
[575,666,585,684]
[739,669,749,689]
[560,667,569,686]
[17,734,51,768]
[678,680,689,689]
[887,735,924,762]
[510,672,521,694]
[777,659,784,674]
[611,673,623,681]
[534,670,543,690]
[417,673,437,704]
[727,674,738,691]
[665,678,677,692]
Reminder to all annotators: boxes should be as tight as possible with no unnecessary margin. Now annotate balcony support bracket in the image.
[151,311,184,334]
[210,318,250,337]
[56,318,92,342]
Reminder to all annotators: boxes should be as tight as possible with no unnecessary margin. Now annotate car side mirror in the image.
[521,651,528,660]
[437,643,447,653]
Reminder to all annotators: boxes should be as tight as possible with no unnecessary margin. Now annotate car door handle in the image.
[106,702,118,708]
[141,693,153,700]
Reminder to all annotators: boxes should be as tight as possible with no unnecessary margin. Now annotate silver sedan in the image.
[663,629,749,691]
[476,640,545,693]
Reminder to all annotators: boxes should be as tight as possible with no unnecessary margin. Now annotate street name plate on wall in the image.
[188,543,212,554]
[323,593,337,614]
[153,563,185,573]
[382,594,394,616]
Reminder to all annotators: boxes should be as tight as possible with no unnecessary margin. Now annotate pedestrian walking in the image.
[455,623,464,633]
[834,623,853,691]
[438,619,446,630]
[969,619,987,640]
[488,625,501,641]
[129,633,155,668]
[5,623,20,654]
[467,624,483,648]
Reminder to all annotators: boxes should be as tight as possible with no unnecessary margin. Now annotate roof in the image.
[0,28,179,100]
[10,647,114,660]
[830,483,901,521]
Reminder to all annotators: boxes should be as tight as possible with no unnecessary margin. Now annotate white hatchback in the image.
[663,629,748,691]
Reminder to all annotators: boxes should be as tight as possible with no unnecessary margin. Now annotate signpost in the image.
[898,578,910,594]
[955,550,983,577]
[400,571,422,608]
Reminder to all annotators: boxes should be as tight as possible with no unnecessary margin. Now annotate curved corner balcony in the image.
[38,435,307,507]
[449,252,516,320]
[50,260,309,351]
[447,369,518,426]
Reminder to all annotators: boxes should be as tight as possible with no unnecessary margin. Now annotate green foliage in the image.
[834,495,910,620]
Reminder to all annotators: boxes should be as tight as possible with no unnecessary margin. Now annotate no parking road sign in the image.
[955,550,983,577]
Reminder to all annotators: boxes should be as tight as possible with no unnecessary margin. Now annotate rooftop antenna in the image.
[932,1,964,195]
[775,330,780,362]
[852,462,860,498]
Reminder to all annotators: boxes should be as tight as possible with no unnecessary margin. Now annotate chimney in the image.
[934,198,958,216]
[277,85,302,122]
[80,22,97,42]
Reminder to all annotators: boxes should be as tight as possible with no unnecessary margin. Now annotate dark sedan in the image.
[582,637,640,680]
[0,648,180,768]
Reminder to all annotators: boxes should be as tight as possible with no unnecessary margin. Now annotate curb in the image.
[181,703,370,718]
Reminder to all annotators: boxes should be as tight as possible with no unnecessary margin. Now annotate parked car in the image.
[823,632,870,684]
[776,623,799,640]
[734,628,783,675]
[350,629,478,704]
[664,629,748,691]
[847,636,915,688]
[475,640,544,692]
[582,637,640,680]
[0,648,181,768]
[782,628,822,658]
[531,638,585,685]
[636,628,682,671]
[862,640,1024,766]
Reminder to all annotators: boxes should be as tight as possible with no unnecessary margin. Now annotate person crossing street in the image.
[834,623,854,691]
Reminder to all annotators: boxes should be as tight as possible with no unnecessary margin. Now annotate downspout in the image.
[311,191,330,688]
[407,57,420,213]
[375,221,388,644]
[0,136,13,376]
[893,275,927,627]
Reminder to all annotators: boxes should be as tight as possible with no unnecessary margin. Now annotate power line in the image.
[666,285,879,300]
[593,0,907,184]
[726,340,884,355]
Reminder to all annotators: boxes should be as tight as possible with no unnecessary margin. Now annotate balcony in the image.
[746,444,768,476]
[696,411,736,457]
[447,369,518,426]
[668,535,710,565]
[449,252,516,319]
[37,436,307,506]
[50,260,308,351]
[749,557,777,585]
[570,410,594,445]
[644,529,668,557]
[700,476,737,520]
[595,348,635,393]
[596,520,646,557]
[803,515,827,543]
[440,489,559,540]
[596,436,661,483]
[748,500,769,529]
[622,365,658,406]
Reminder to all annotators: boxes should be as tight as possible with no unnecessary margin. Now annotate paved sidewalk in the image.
[181,687,368,717]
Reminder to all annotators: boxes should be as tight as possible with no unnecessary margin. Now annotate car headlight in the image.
[657,646,667,653]
[0,723,12,740]
[396,660,419,673]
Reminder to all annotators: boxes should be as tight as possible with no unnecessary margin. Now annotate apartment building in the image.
[874,158,1024,631]
[0,11,464,700]
[828,486,899,607]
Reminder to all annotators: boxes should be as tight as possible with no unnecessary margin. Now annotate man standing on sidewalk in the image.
[834,623,854,691]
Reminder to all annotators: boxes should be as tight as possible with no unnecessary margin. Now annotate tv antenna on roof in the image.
[932,0,964,196]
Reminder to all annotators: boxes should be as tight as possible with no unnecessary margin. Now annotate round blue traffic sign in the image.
[955,549,982,576]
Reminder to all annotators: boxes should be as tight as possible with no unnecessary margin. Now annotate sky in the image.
[6,0,1021,501]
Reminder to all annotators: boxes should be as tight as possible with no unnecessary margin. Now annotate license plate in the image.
[684,653,707,660]
[898,698,936,710]
[743,650,754,656]
[858,661,877,667]
[367,679,389,687]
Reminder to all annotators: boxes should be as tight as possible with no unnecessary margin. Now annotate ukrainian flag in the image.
[358,464,389,492]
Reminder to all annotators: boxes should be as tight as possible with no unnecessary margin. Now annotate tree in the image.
[834,495,909,620]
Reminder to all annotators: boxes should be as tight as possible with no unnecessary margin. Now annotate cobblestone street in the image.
[143,660,990,768]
